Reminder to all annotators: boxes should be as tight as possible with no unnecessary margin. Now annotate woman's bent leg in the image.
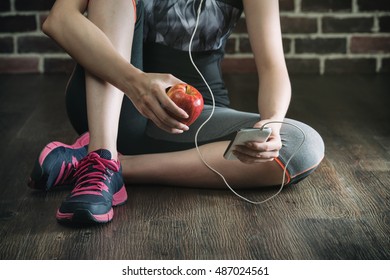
[120,108,325,188]
[121,141,287,188]
[66,1,146,155]
[84,0,136,159]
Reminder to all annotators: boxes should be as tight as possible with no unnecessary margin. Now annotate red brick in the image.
[279,0,295,11]
[225,38,236,54]
[18,35,64,53]
[0,57,39,73]
[379,16,390,33]
[281,17,317,34]
[0,15,37,33]
[301,0,352,12]
[350,36,390,54]
[358,0,390,12]
[296,38,346,54]
[283,38,292,54]
[44,58,75,74]
[0,0,11,11]
[15,0,55,11]
[0,37,13,53]
[325,58,376,74]
[239,38,251,53]
[232,18,247,34]
[221,58,257,73]
[286,58,320,74]
[380,58,390,73]
[322,17,374,33]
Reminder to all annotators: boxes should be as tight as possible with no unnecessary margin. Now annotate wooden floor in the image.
[0,73,389,260]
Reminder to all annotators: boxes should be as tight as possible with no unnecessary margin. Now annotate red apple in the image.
[166,83,204,126]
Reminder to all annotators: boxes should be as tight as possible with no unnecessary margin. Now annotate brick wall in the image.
[1,0,390,74]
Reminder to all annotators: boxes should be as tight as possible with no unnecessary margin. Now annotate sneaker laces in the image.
[53,155,79,186]
[71,151,119,197]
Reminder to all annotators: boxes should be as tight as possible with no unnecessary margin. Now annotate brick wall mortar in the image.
[0,0,73,73]
[1,0,390,74]
[264,6,390,74]
[294,0,302,13]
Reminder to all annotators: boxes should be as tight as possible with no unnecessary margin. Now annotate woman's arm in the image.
[244,0,291,125]
[232,0,290,163]
[43,0,189,133]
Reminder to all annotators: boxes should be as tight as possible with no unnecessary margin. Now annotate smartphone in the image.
[223,127,272,160]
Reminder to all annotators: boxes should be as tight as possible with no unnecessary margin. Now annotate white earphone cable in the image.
[188,0,306,204]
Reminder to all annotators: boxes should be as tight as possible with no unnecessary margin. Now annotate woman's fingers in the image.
[233,145,278,164]
[158,91,189,120]
[137,93,189,133]
[131,73,190,133]
[233,135,282,164]
[150,101,189,133]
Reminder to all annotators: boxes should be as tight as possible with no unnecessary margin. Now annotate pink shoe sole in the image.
[56,185,127,224]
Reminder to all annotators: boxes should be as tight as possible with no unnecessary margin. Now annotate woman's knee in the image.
[280,119,325,184]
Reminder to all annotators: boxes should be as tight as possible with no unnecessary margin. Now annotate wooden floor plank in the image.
[0,73,389,260]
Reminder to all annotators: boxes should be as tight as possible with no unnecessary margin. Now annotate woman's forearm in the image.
[243,0,291,127]
[257,66,291,122]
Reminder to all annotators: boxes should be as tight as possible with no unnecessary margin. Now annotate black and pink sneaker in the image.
[56,149,127,224]
[28,133,90,191]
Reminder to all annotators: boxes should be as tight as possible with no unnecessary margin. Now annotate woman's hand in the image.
[127,72,190,134]
[232,120,283,164]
